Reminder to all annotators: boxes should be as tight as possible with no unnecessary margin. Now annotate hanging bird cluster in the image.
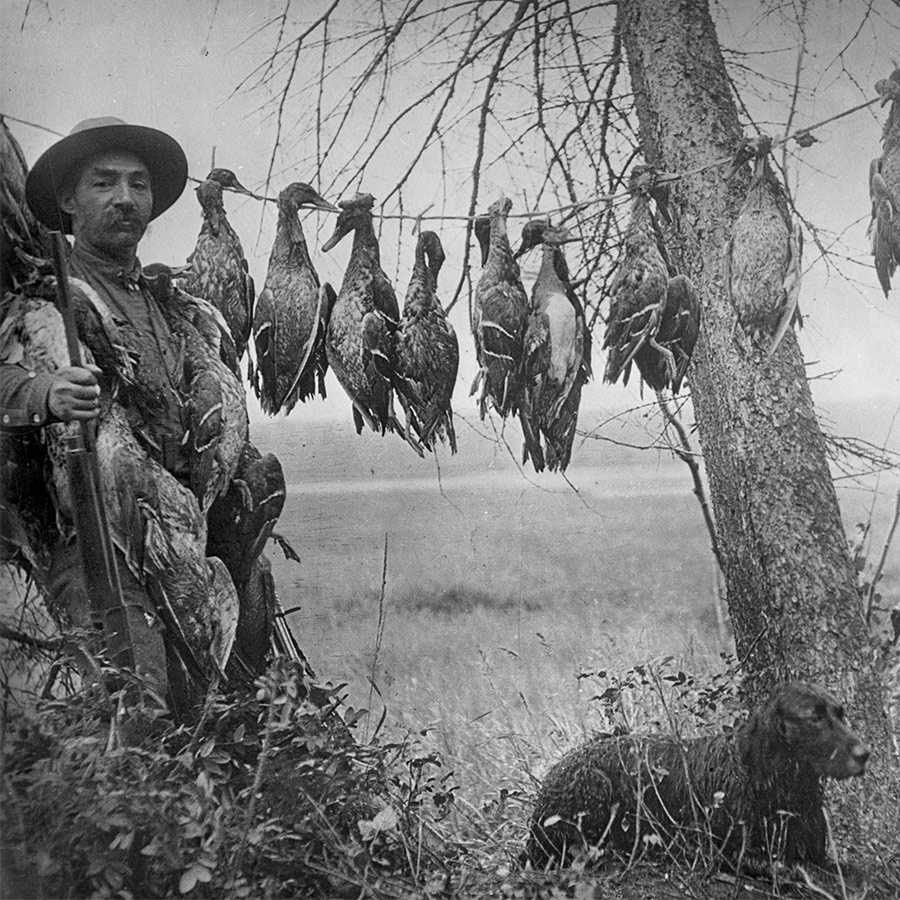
[724,135,802,357]
[869,67,900,297]
[0,267,243,681]
[603,165,699,395]
[6,68,895,491]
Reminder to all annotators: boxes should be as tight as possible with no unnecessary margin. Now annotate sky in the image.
[2,0,899,444]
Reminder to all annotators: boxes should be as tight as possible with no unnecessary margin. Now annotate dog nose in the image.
[852,744,870,768]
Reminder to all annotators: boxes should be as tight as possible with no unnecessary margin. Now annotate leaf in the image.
[180,865,200,894]
[140,837,163,857]
[371,806,399,832]
[109,830,134,851]
[196,770,213,795]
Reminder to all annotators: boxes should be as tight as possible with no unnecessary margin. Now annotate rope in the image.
[1,112,65,137]
[382,94,886,225]
[2,91,885,226]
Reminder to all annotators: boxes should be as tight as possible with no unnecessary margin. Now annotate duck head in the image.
[515,220,574,259]
[724,134,773,181]
[321,193,376,252]
[514,220,548,259]
[278,182,339,216]
[418,230,445,285]
[206,168,256,197]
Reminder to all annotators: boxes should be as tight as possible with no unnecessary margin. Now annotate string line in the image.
[3,92,883,225]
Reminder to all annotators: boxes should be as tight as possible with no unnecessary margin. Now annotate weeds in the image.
[3,648,899,898]
[0,655,462,899]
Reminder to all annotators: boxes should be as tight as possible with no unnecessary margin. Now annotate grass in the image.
[2,418,898,898]
[4,639,898,900]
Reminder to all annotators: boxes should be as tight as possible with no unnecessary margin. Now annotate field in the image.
[250,402,900,814]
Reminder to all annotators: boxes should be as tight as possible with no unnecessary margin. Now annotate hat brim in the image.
[25,123,188,233]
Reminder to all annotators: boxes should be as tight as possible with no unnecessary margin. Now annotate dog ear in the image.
[773,697,792,739]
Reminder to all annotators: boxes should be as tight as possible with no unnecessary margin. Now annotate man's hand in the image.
[48,365,103,422]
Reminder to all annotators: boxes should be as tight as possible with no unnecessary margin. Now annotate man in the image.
[1,118,284,717]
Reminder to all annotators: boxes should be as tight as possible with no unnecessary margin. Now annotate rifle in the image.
[49,231,135,673]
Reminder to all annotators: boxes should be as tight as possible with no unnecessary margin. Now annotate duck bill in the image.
[232,184,262,200]
[321,221,350,253]
[303,194,340,214]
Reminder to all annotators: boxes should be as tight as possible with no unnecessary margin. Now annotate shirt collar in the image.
[71,242,143,289]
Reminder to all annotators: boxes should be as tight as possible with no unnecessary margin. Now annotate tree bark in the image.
[619,0,896,849]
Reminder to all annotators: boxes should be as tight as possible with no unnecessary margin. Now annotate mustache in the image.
[107,212,145,229]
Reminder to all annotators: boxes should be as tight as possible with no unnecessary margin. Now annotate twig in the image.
[781,0,809,178]
[0,623,60,652]
[233,662,284,876]
[185,670,222,757]
[656,392,724,573]
[865,488,900,625]
[365,532,389,742]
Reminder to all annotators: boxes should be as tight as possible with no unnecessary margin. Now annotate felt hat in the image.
[25,116,188,232]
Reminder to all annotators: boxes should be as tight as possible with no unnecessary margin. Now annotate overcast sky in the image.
[2,0,899,443]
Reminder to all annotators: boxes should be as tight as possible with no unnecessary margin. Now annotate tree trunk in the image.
[619,0,896,850]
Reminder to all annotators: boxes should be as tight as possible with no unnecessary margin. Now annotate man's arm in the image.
[1,363,101,428]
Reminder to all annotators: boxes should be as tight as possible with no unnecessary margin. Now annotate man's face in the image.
[59,150,153,258]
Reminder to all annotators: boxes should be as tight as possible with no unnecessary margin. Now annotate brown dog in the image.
[525,681,869,869]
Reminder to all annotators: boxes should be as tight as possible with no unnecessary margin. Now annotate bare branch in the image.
[866,489,900,625]
[657,393,724,574]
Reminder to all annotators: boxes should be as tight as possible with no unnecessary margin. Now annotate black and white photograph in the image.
[1,1,899,897]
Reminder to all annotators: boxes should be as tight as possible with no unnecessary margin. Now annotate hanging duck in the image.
[179,168,256,362]
[96,400,239,678]
[516,221,592,473]
[322,193,419,450]
[603,165,698,392]
[139,265,248,518]
[393,231,459,453]
[168,284,249,517]
[724,134,802,357]
[1,117,46,294]
[250,182,338,415]
[471,197,528,419]
[869,68,900,297]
